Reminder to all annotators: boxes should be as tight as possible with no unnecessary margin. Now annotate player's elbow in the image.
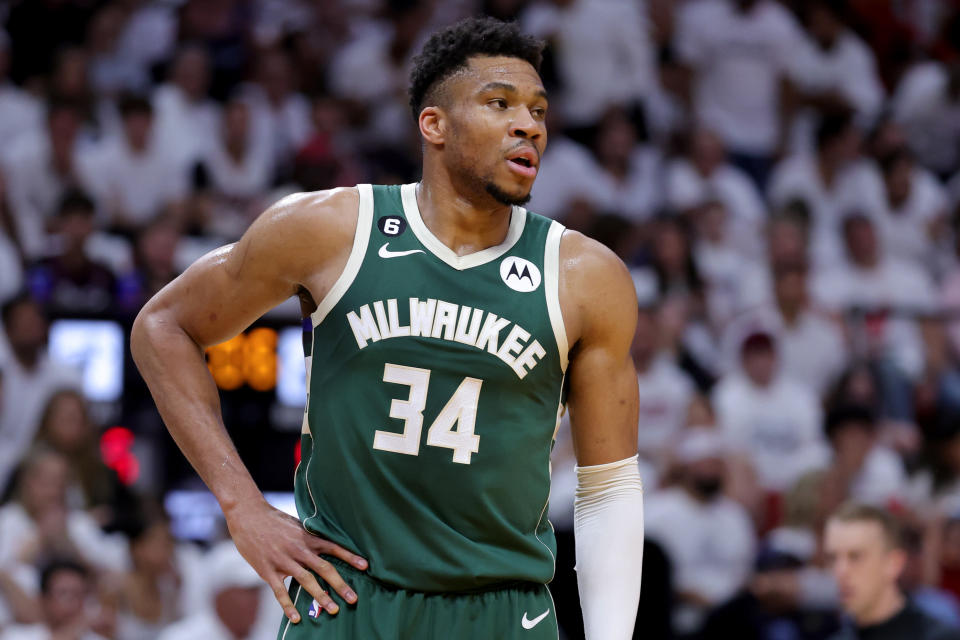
[130,300,190,372]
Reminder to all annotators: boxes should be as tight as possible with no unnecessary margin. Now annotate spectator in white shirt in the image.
[892,61,960,178]
[151,46,220,176]
[80,95,187,234]
[590,106,662,223]
[818,405,909,514]
[240,49,312,178]
[666,126,766,242]
[812,213,936,384]
[713,329,830,494]
[693,199,759,326]
[521,0,654,127]
[0,448,128,574]
[0,559,108,640]
[768,110,887,268]
[0,29,42,160]
[646,427,757,635]
[675,0,804,187]
[788,1,884,152]
[876,147,950,272]
[85,4,150,97]
[0,295,81,494]
[633,305,695,472]
[2,100,97,260]
[199,96,274,240]
[156,542,268,640]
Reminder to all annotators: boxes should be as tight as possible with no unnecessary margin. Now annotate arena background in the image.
[1,0,960,638]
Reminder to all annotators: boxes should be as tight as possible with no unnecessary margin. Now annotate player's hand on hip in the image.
[224,499,368,624]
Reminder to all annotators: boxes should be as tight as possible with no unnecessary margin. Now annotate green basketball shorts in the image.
[276,557,559,640]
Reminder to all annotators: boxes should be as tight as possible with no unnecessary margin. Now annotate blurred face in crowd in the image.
[48,107,80,155]
[685,456,725,501]
[883,156,913,208]
[830,419,875,472]
[655,222,689,277]
[52,48,88,99]
[223,99,250,146]
[426,55,547,207]
[844,217,879,267]
[214,586,261,638]
[630,308,658,368]
[137,222,179,277]
[690,128,725,175]
[42,391,91,454]
[742,337,777,387]
[258,50,294,103]
[4,299,48,364]
[824,125,862,167]
[767,218,806,265]
[595,109,636,169]
[695,201,727,244]
[20,452,69,516]
[172,47,210,101]
[43,568,90,630]
[774,266,808,314]
[58,207,96,251]
[807,4,841,50]
[87,5,124,55]
[826,518,905,624]
[131,521,176,575]
[122,109,153,151]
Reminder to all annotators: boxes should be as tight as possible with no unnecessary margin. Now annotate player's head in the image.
[825,503,906,624]
[409,17,546,207]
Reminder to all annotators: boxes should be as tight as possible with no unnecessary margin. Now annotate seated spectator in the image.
[769,110,887,268]
[1,99,97,260]
[712,329,829,495]
[240,49,312,177]
[113,510,204,640]
[0,29,42,161]
[825,503,960,639]
[26,190,117,316]
[198,96,274,239]
[892,61,960,178]
[590,107,662,224]
[646,427,757,636]
[156,541,267,640]
[724,259,848,395]
[788,0,884,151]
[819,405,909,516]
[0,170,23,305]
[0,562,39,629]
[80,94,187,235]
[813,213,937,384]
[0,448,128,573]
[0,294,81,494]
[666,127,766,245]
[115,219,182,314]
[877,147,950,272]
[0,559,109,640]
[633,304,695,475]
[292,95,363,195]
[33,389,123,519]
[735,206,813,313]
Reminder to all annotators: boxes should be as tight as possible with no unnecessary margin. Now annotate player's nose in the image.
[509,110,543,141]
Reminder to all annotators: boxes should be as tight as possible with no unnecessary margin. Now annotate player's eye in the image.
[531,107,546,119]
[489,98,508,110]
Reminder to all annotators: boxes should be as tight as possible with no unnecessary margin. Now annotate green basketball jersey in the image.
[294,183,568,592]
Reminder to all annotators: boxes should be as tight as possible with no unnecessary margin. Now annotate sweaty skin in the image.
[131,55,638,625]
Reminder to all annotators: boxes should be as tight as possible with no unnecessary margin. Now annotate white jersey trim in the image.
[310,184,374,326]
[400,182,526,271]
[544,221,569,372]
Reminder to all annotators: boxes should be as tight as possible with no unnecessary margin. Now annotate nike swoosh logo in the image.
[521,609,550,630]
[378,242,425,259]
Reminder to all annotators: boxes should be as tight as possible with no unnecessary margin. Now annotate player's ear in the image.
[419,106,446,146]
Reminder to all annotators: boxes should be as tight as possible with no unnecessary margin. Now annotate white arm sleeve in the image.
[574,454,645,640]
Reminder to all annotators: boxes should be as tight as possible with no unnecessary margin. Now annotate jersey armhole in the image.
[544,220,569,372]
[309,184,374,326]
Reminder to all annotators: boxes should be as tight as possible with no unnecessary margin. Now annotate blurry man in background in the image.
[826,503,960,639]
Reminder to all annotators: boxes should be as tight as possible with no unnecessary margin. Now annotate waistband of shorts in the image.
[321,555,543,596]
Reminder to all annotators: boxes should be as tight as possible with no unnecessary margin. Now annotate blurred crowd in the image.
[1,0,960,638]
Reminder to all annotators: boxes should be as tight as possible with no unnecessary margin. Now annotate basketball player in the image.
[131,17,644,640]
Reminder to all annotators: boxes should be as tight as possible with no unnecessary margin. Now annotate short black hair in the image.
[56,189,96,218]
[118,93,153,118]
[408,17,543,121]
[1,291,37,327]
[40,558,89,595]
[816,109,855,150]
[825,403,876,439]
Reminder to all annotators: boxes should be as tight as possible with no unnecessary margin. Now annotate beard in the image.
[484,180,532,207]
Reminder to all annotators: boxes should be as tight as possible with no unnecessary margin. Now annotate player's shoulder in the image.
[261,187,360,229]
[558,229,632,288]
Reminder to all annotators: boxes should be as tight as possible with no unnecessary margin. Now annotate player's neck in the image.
[415,177,514,258]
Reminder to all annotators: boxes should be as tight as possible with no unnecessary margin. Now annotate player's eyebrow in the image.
[478,82,548,100]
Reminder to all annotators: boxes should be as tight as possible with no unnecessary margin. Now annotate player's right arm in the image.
[130,187,366,624]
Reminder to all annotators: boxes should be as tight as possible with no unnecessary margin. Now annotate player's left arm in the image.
[560,231,643,640]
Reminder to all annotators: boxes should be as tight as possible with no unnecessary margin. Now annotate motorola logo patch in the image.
[500,256,541,293]
[378,216,407,237]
